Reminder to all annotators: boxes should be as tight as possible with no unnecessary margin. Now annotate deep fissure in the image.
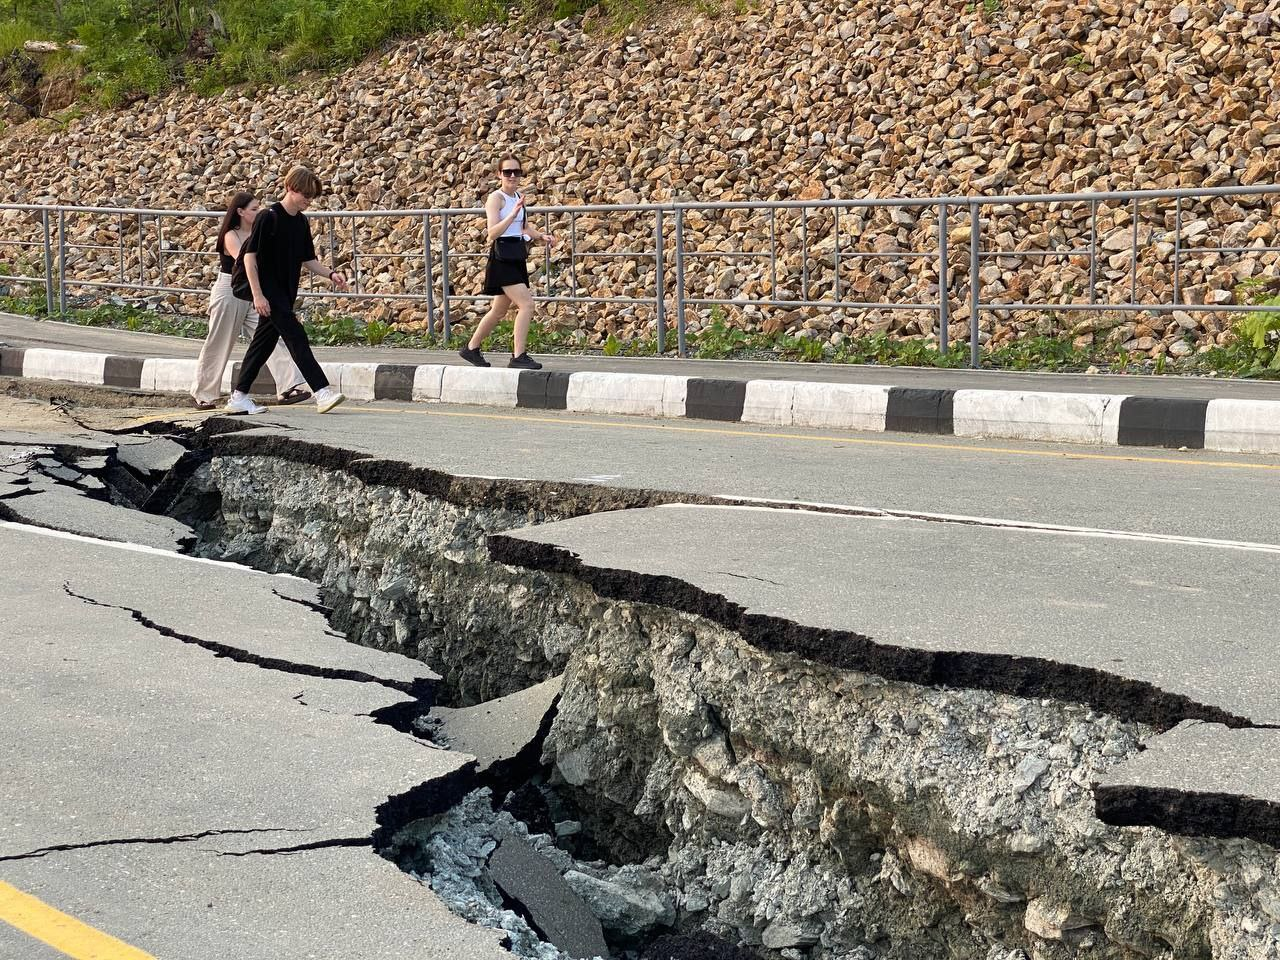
[11,422,1280,960]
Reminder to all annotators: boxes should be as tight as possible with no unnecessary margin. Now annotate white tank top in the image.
[496,191,526,238]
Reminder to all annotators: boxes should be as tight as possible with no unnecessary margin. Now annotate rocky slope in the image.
[2,0,1279,354]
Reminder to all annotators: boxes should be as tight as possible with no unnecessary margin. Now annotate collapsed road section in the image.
[3,411,1280,960]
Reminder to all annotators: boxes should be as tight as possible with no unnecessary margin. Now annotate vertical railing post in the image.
[674,208,687,358]
[543,210,553,298]
[423,213,435,337]
[157,214,167,289]
[137,213,145,286]
[769,207,777,302]
[58,209,67,315]
[40,209,54,314]
[569,211,579,302]
[1129,196,1139,305]
[1088,200,1098,305]
[350,218,361,294]
[1173,196,1182,305]
[654,209,666,355]
[441,214,451,342]
[969,202,981,369]
[800,206,809,301]
[937,203,949,354]
[833,205,842,303]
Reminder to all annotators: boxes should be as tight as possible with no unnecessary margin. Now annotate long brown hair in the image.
[216,191,256,255]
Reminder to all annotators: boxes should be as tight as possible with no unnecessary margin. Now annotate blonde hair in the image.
[283,166,323,199]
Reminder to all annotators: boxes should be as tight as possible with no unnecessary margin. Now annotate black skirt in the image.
[482,251,530,295]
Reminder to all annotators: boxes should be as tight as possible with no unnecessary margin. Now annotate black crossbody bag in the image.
[492,194,528,262]
[230,207,277,301]
[230,251,252,301]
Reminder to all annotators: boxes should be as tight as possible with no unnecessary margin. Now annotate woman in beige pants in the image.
[191,191,310,409]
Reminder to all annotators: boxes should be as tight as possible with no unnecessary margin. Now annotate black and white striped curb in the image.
[3,345,1277,454]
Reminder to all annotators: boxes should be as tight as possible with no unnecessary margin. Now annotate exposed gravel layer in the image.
[189,450,1280,960]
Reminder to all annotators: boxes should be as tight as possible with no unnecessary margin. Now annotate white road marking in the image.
[0,520,308,578]
[661,500,1280,555]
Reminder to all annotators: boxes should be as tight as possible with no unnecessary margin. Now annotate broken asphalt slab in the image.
[113,434,187,478]
[197,412,1280,547]
[2,523,439,700]
[0,524,452,854]
[489,833,610,960]
[1096,722,1280,848]
[0,486,196,550]
[0,522,516,959]
[431,675,563,778]
[0,427,200,547]
[488,503,1280,846]
[0,841,511,960]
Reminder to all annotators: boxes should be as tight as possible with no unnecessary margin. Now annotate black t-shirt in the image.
[242,202,317,305]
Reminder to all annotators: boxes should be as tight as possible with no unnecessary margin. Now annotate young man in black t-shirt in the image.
[226,166,350,414]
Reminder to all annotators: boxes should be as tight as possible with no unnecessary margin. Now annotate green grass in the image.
[3,293,1278,379]
[3,0,511,108]
[0,19,41,57]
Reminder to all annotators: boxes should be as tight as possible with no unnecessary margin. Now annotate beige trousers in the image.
[192,274,303,404]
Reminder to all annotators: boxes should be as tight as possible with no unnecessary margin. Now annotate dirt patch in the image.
[0,378,200,432]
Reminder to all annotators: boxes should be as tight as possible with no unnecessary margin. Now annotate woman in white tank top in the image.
[460,155,558,370]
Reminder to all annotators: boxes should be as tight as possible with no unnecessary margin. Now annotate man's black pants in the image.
[235,304,328,394]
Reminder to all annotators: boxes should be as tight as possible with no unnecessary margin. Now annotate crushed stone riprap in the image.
[4,3,1279,355]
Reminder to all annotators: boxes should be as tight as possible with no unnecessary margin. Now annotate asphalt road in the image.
[0,522,511,960]
[498,503,1280,726]
[210,401,1280,545]
[4,365,1279,955]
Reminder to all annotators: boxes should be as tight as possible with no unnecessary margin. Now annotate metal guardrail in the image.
[2,183,1279,367]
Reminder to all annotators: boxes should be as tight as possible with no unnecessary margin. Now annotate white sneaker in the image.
[314,387,346,414]
[225,392,267,415]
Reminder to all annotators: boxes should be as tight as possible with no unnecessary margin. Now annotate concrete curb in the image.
[2,344,1278,454]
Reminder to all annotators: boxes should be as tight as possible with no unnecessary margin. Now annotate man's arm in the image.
[246,254,270,318]
[303,259,349,292]
[244,209,272,317]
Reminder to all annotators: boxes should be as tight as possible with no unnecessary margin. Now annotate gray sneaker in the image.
[225,393,267,415]
[314,387,346,414]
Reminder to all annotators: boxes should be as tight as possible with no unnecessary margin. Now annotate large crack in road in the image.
[4,396,1280,960]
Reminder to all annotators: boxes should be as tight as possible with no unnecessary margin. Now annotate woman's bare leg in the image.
[505,284,535,355]
[468,294,511,350]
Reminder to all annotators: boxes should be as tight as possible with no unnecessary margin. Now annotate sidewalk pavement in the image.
[3,312,1279,454]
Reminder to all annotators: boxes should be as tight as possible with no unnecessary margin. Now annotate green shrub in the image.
[1231,295,1280,372]
[693,313,747,359]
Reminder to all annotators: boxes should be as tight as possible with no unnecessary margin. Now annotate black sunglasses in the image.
[501,169,524,177]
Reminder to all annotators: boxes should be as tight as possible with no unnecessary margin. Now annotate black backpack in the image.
[230,251,252,302]
[230,206,276,301]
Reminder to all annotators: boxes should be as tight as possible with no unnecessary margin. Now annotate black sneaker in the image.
[459,346,490,367]
[508,352,543,370]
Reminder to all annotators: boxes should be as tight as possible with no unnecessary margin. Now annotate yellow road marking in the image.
[354,404,1280,472]
[0,881,155,960]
